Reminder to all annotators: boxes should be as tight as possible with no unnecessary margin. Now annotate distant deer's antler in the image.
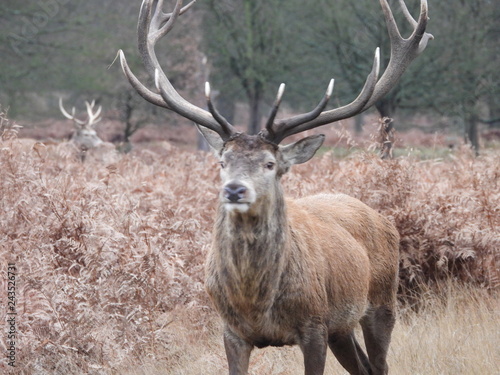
[59,98,102,127]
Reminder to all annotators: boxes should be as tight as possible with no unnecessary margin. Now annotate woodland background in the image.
[0,0,499,374]
[1,0,499,151]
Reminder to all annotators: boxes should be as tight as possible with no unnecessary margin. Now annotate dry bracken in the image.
[0,109,498,373]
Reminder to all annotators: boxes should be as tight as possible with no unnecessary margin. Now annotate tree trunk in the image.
[121,92,133,143]
[465,112,480,155]
[375,98,396,119]
[217,93,236,125]
[354,114,363,134]
[486,95,500,128]
[248,92,262,135]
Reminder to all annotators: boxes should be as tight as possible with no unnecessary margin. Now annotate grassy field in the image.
[1,112,499,374]
[116,285,498,375]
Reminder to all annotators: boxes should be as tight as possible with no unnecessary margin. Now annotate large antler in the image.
[59,98,102,127]
[119,0,236,140]
[263,0,433,144]
[119,0,432,145]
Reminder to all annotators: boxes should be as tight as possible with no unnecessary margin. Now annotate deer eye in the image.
[219,161,226,169]
[265,162,275,170]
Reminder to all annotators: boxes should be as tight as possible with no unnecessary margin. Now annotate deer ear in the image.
[196,124,224,154]
[280,134,325,166]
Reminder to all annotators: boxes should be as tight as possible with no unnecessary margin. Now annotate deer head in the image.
[59,98,104,150]
[200,129,323,215]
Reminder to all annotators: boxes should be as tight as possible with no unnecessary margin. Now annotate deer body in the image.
[70,127,103,152]
[203,134,399,374]
[207,194,386,342]
[119,1,432,373]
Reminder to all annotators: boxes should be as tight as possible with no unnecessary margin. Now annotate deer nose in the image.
[224,183,247,203]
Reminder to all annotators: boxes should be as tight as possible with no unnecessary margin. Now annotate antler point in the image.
[374,48,381,77]
[326,79,334,97]
[277,83,285,101]
[205,82,211,99]
[118,50,128,71]
[154,69,161,89]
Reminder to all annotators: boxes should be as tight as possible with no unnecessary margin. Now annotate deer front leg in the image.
[223,326,253,375]
[300,324,328,375]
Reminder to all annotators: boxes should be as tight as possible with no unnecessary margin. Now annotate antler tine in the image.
[264,83,286,139]
[150,0,166,32]
[205,82,236,136]
[397,0,418,27]
[84,100,94,112]
[266,79,334,143]
[151,0,196,41]
[71,107,82,124]
[266,48,380,143]
[120,0,235,140]
[264,0,431,144]
[59,97,73,120]
[394,0,433,54]
[85,100,102,126]
[59,98,85,125]
[360,0,432,109]
[119,50,170,109]
[414,0,434,54]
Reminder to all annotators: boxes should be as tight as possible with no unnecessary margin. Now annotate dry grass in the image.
[1,108,499,374]
[116,285,499,375]
[391,284,499,375]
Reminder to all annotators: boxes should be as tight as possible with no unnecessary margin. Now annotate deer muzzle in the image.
[221,180,256,213]
[224,183,248,203]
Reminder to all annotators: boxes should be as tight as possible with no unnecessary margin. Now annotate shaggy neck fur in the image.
[213,181,289,314]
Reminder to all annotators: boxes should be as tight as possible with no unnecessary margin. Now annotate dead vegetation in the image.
[115,283,499,375]
[0,109,499,373]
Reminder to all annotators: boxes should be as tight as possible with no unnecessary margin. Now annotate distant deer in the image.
[59,98,104,159]
[120,0,432,374]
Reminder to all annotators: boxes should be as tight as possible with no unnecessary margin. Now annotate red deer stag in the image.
[119,0,432,374]
[59,98,104,155]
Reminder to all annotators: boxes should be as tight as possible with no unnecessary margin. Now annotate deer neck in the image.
[214,184,289,308]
